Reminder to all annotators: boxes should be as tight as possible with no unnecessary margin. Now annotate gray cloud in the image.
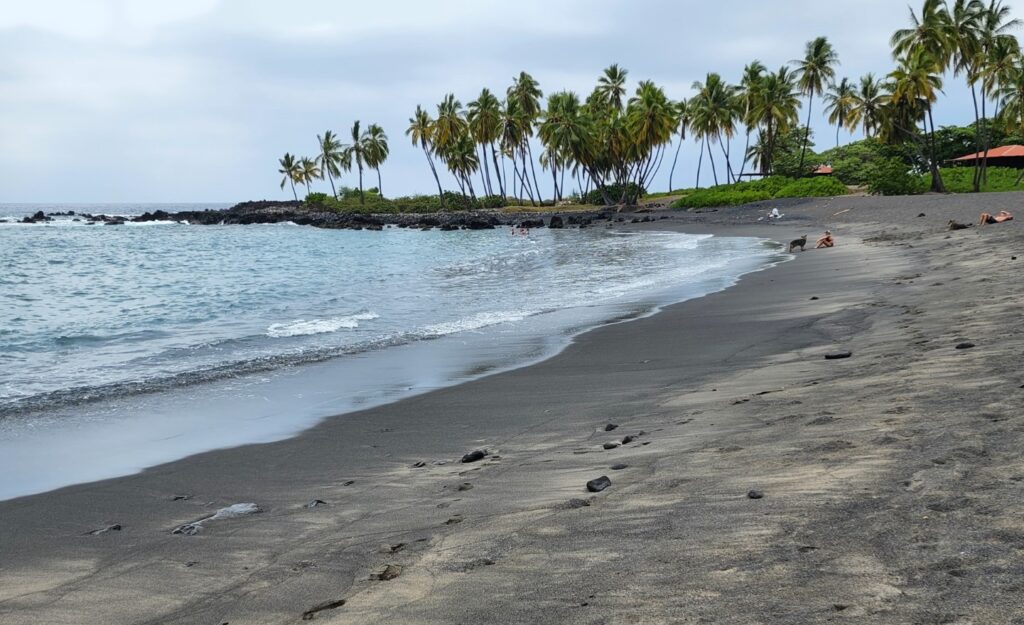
[1,0,1022,202]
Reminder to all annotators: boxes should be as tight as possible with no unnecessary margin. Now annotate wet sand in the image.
[2,193,1023,624]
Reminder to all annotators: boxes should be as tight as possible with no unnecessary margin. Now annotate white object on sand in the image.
[172,502,263,535]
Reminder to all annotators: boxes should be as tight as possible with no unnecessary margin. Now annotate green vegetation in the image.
[303,189,506,214]
[928,166,1024,192]
[669,176,849,209]
[277,1,1024,207]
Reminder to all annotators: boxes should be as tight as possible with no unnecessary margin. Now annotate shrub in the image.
[932,166,1022,193]
[865,158,927,196]
[479,194,507,209]
[584,183,645,205]
[669,175,848,209]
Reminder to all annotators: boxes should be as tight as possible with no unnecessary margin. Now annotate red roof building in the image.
[811,165,833,176]
[952,145,1024,168]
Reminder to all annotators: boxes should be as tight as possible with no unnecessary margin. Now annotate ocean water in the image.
[0,204,786,500]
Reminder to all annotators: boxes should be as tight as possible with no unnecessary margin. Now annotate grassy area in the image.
[930,167,1023,193]
[669,176,850,209]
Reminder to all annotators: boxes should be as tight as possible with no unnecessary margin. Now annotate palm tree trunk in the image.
[326,170,337,198]
[799,91,814,173]
[835,123,840,148]
[290,180,298,202]
[980,95,990,187]
[490,144,505,199]
[708,140,719,186]
[525,141,543,203]
[926,104,946,194]
[739,129,752,180]
[358,163,364,204]
[424,147,444,201]
[696,136,706,187]
[719,135,733,184]
[669,134,684,192]
[376,168,383,198]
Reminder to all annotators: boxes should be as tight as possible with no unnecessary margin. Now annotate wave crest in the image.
[266,312,379,338]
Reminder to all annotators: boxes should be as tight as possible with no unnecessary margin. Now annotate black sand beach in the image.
[3,193,1024,623]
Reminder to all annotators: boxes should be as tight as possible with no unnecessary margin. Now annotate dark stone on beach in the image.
[461,449,487,463]
[412,461,426,468]
[621,435,637,445]
[917,213,926,217]
[342,480,355,486]
[604,423,619,432]
[172,523,203,536]
[548,215,564,229]
[305,499,327,508]
[379,542,406,553]
[371,564,403,581]
[810,296,819,300]
[457,482,473,491]
[444,516,463,525]
[747,490,764,499]
[517,219,544,229]
[86,524,122,536]
[586,476,612,493]
[824,351,852,360]
[171,494,192,501]
[956,342,976,350]
[603,442,620,450]
[302,599,347,620]
[611,463,629,470]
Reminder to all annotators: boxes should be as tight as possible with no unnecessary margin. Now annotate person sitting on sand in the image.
[816,230,834,248]
[979,210,1013,225]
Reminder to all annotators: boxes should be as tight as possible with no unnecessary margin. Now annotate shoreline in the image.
[0,228,782,502]
[3,193,1024,623]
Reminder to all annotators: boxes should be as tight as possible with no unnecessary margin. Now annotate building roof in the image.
[812,165,833,175]
[952,145,1024,161]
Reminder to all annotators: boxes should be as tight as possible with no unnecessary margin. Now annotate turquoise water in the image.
[0,204,785,499]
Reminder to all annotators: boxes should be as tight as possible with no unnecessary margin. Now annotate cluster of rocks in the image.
[18,209,129,225]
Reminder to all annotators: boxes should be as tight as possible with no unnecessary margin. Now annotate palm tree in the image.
[407,105,445,201]
[597,64,629,112]
[823,78,856,146]
[508,72,544,201]
[794,36,839,172]
[316,130,344,198]
[362,123,389,197]
[278,152,301,201]
[667,98,690,192]
[298,157,320,196]
[977,0,1022,183]
[747,66,802,175]
[891,0,952,63]
[625,80,677,201]
[445,130,480,199]
[343,121,368,204]
[945,0,986,190]
[738,61,767,179]
[887,48,946,192]
[848,73,885,137]
[691,73,741,185]
[467,88,503,197]
[995,64,1024,182]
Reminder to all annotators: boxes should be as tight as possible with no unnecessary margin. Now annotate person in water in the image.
[979,210,1013,225]
[816,230,834,248]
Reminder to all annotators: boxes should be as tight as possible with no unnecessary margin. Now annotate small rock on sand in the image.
[956,342,976,350]
[587,476,612,493]
[824,351,852,360]
[604,423,619,432]
[85,524,122,536]
[445,515,463,525]
[611,463,629,470]
[305,499,327,508]
[378,542,406,554]
[621,435,637,444]
[603,442,620,450]
[302,598,347,620]
[457,482,473,491]
[747,490,765,499]
[461,450,487,463]
[562,498,591,509]
[412,461,426,468]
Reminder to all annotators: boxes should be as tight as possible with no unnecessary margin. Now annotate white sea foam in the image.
[266,312,379,338]
[422,310,538,337]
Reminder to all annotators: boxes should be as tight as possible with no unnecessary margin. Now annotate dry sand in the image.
[2,193,1024,624]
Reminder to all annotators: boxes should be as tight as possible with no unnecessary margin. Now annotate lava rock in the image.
[461,449,487,463]
[747,490,765,499]
[305,499,327,508]
[604,423,619,432]
[955,342,976,350]
[603,442,620,450]
[611,463,629,470]
[621,435,637,445]
[85,524,122,536]
[824,350,852,360]
[371,564,403,581]
[586,476,612,493]
[548,215,564,229]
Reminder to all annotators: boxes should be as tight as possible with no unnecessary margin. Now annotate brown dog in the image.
[789,235,807,252]
[947,219,971,231]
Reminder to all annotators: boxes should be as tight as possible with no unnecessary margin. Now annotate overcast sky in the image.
[2,0,1023,204]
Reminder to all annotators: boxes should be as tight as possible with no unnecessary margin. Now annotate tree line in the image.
[279,0,1023,206]
[278,121,389,204]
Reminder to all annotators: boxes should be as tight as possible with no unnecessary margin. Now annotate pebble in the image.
[955,342,975,350]
[305,499,327,508]
[457,483,473,491]
[611,464,629,470]
[412,461,426,468]
[747,490,765,499]
[621,435,637,445]
[603,442,620,450]
[379,542,406,554]
[461,450,487,463]
[586,476,612,493]
[604,424,619,432]
[302,599,347,620]
[85,524,122,536]
[372,564,403,581]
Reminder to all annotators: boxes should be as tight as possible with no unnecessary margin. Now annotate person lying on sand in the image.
[979,210,1013,225]
[816,230,834,248]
